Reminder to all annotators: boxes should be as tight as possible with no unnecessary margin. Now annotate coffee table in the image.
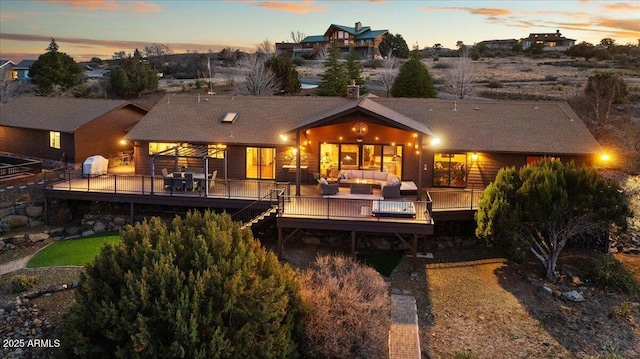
[350,180,375,194]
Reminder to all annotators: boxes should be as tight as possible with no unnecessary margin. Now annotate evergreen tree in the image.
[476,160,630,280]
[345,48,368,95]
[109,53,158,97]
[378,33,410,58]
[390,54,437,98]
[29,38,83,94]
[317,43,347,97]
[265,55,302,94]
[59,211,304,359]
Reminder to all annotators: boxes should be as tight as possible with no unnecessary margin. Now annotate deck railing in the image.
[44,172,291,201]
[427,189,483,210]
[279,195,433,223]
[0,158,42,179]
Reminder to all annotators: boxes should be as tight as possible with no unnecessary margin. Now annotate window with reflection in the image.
[148,142,179,155]
[433,153,467,188]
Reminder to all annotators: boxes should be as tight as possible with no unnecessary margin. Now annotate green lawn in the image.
[27,231,121,268]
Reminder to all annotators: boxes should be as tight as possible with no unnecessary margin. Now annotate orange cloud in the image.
[45,0,163,13]
[422,6,511,16]
[254,0,327,13]
[604,2,640,11]
[596,18,640,32]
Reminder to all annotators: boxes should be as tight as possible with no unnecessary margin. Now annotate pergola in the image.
[150,144,226,195]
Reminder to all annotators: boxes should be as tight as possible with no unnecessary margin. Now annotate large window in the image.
[246,147,275,179]
[433,153,467,188]
[149,142,178,154]
[49,131,60,149]
[320,143,403,178]
[208,144,226,159]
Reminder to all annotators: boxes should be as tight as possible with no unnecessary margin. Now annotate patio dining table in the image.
[167,172,210,190]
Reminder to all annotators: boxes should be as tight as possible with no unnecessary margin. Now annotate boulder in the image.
[28,220,43,228]
[25,206,43,218]
[562,290,585,302]
[3,215,29,228]
[10,235,26,245]
[93,221,107,233]
[82,230,95,237]
[0,206,15,218]
[113,217,127,226]
[28,233,49,243]
[0,240,5,250]
[302,236,322,245]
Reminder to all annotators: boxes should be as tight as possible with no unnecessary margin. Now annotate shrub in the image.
[10,275,38,293]
[59,211,304,359]
[298,255,390,359]
[486,80,503,89]
[592,254,640,295]
[432,62,452,69]
[292,57,306,66]
[362,59,383,68]
[453,349,475,359]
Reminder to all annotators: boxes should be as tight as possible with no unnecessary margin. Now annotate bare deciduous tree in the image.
[378,50,399,98]
[0,80,33,104]
[257,39,274,55]
[144,43,173,58]
[237,54,278,96]
[443,47,475,99]
[290,30,306,43]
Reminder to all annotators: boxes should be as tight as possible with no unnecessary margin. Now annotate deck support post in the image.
[351,231,356,255]
[295,131,301,196]
[130,202,134,224]
[43,198,49,225]
[412,234,418,272]
[417,135,423,201]
[277,226,283,260]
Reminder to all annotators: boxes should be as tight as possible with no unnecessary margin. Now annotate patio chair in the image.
[318,178,339,195]
[173,172,184,191]
[382,182,401,199]
[209,170,218,189]
[162,168,172,188]
[184,173,195,191]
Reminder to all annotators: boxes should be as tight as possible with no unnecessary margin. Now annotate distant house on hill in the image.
[12,60,36,84]
[0,97,148,163]
[0,60,15,81]
[521,30,576,51]
[477,39,519,51]
[276,22,388,59]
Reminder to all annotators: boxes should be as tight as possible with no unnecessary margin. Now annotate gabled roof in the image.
[289,95,433,136]
[0,60,14,68]
[127,95,600,156]
[325,24,371,36]
[13,60,35,69]
[356,30,388,40]
[0,97,148,132]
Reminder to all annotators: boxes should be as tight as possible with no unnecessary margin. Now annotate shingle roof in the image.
[0,97,146,132]
[374,98,600,155]
[126,95,600,156]
[13,60,35,69]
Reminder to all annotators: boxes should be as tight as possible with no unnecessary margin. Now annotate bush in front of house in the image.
[298,255,390,359]
[59,211,304,359]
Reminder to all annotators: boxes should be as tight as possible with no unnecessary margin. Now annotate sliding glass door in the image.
[319,143,402,178]
[246,147,275,179]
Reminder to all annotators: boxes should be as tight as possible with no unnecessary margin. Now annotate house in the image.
[476,39,519,51]
[0,97,148,164]
[521,30,576,51]
[12,60,36,83]
[0,60,15,81]
[124,90,601,195]
[282,22,388,59]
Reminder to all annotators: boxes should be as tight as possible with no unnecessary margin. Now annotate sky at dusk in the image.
[1,0,639,63]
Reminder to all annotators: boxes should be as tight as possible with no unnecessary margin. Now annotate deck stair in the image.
[241,206,279,230]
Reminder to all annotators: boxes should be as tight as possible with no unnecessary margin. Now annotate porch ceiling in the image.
[154,144,221,159]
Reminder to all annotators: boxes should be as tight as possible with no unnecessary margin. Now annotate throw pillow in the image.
[320,177,328,185]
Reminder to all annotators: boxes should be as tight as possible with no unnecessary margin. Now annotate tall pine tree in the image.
[345,48,368,95]
[317,43,347,97]
[29,38,83,95]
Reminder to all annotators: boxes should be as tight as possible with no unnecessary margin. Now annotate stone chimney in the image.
[355,21,362,31]
[347,80,360,99]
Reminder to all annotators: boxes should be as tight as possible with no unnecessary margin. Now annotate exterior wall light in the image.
[471,153,479,162]
[430,137,441,146]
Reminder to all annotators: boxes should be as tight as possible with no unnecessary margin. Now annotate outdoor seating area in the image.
[162,168,217,191]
